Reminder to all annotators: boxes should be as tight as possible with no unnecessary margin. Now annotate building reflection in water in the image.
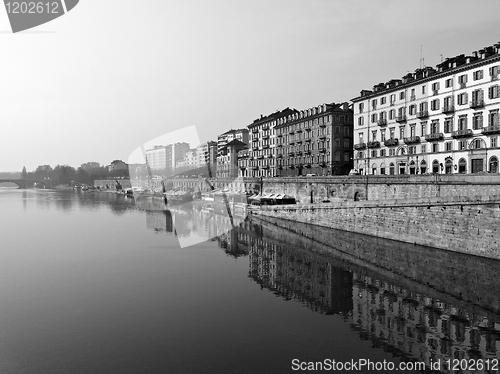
[141,204,500,372]
[231,220,500,373]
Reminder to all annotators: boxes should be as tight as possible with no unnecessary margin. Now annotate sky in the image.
[0,0,499,171]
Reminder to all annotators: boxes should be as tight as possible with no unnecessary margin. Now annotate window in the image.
[473,113,483,129]
[381,97,386,105]
[488,85,500,99]
[445,78,453,88]
[335,138,340,147]
[380,129,386,142]
[399,91,405,100]
[389,163,395,175]
[358,116,364,126]
[458,140,467,150]
[380,165,386,174]
[410,88,415,100]
[372,130,377,141]
[431,82,440,92]
[473,70,483,80]
[335,126,340,134]
[344,126,350,135]
[371,113,378,123]
[430,120,439,134]
[458,116,467,131]
[422,85,426,94]
[371,150,377,158]
[489,109,500,126]
[421,144,427,153]
[445,141,452,151]
[410,125,416,137]
[444,118,453,133]
[419,101,428,113]
[371,99,377,110]
[399,126,405,139]
[358,133,364,143]
[389,149,395,156]
[389,109,395,120]
[432,160,440,173]
[380,149,386,157]
[408,145,416,155]
[458,158,466,173]
[390,94,396,104]
[490,65,499,80]
[491,137,497,148]
[359,103,364,113]
[432,143,439,153]
[344,152,350,162]
[409,104,416,115]
[472,89,484,106]
[457,92,468,105]
[444,96,454,110]
[458,74,468,87]
[389,127,395,139]
[398,107,406,118]
[431,99,440,110]
[343,138,349,148]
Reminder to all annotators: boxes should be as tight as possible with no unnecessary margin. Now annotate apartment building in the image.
[216,139,247,179]
[275,102,353,176]
[217,129,249,156]
[246,108,298,177]
[352,43,500,175]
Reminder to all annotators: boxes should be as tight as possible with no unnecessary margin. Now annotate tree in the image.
[21,166,27,180]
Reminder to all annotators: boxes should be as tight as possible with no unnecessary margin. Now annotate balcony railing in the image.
[354,143,366,150]
[262,125,269,131]
[289,130,295,135]
[319,148,327,153]
[425,133,444,141]
[384,138,399,147]
[319,135,327,140]
[482,125,500,135]
[459,82,467,89]
[257,155,264,159]
[451,129,473,138]
[378,119,387,126]
[395,115,407,123]
[403,136,421,144]
[470,100,485,109]
[319,123,326,128]
[262,134,269,140]
[442,105,455,114]
[367,141,380,148]
[416,111,429,118]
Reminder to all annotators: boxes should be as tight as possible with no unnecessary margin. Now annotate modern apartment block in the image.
[145,142,190,175]
[245,108,298,178]
[275,102,353,176]
[352,43,500,175]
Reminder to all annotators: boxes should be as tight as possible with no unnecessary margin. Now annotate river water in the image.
[0,188,499,373]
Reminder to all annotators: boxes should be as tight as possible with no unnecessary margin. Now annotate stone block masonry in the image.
[250,194,500,260]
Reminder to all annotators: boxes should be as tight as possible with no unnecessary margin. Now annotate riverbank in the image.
[249,194,500,260]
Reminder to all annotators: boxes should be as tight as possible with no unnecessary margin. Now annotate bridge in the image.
[0,179,51,189]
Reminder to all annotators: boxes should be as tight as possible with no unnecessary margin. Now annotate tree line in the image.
[20,161,130,186]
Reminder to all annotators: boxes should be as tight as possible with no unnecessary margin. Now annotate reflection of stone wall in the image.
[246,219,500,372]
[146,211,173,232]
[251,215,500,315]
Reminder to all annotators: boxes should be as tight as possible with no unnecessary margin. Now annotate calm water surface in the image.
[0,188,499,373]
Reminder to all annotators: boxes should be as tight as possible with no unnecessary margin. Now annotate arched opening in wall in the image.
[489,156,499,173]
[445,159,453,174]
[432,160,440,174]
[371,163,377,175]
[398,161,406,175]
[409,160,416,174]
[354,191,360,201]
[389,162,395,175]
[458,158,467,174]
[380,162,386,175]
[420,160,427,174]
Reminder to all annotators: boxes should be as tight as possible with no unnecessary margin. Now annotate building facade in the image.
[275,102,353,176]
[352,43,500,175]
[216,139,247,179]
[217,129,249,156]
[246,108,298,178]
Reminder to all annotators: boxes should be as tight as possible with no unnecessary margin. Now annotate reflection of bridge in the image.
[0,179,51,189]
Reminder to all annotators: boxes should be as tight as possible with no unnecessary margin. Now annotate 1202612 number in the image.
[5,2,59,14]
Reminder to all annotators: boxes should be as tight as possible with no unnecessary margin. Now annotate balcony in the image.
[262,125,269,131]
[451,129,473,138]
[319,123,326,128]
[354,143,367,150]
[297,151,303,156]
[252,147,259,151]
[262,134,269,140]
[403,136,421,144]
[482,125,500,135]
[251,128,258,133]
[425,133,444,141]
[367,141,380,148]
[416,111,429,118]
[442,105,455,114]
[410,95,416,101]
[378,119,387,127]
[262,165,270,169]
[459,82,466,89]
[277,154,283,158]
[319,135,327,140]
[277,133,283,138]
[263,144,269,149]
[296,129,303,133]
[305,138,311,142]
[305,127,311,132]
[296,139,303,144]
[289,130,295,135]
[289,152,295,157]
[257,155,264,159]
[305,149,311,154]
[395,115,407,123]
[470,100,485,109]
[319,148,327,153]
[384,138,399,147]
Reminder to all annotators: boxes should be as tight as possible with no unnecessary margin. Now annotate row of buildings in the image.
[145,41,500,179]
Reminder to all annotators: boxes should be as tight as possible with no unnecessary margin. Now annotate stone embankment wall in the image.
[172,174,500,203]
[250,195,500,260]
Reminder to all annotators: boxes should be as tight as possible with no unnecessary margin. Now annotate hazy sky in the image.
[0,0,498,171]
